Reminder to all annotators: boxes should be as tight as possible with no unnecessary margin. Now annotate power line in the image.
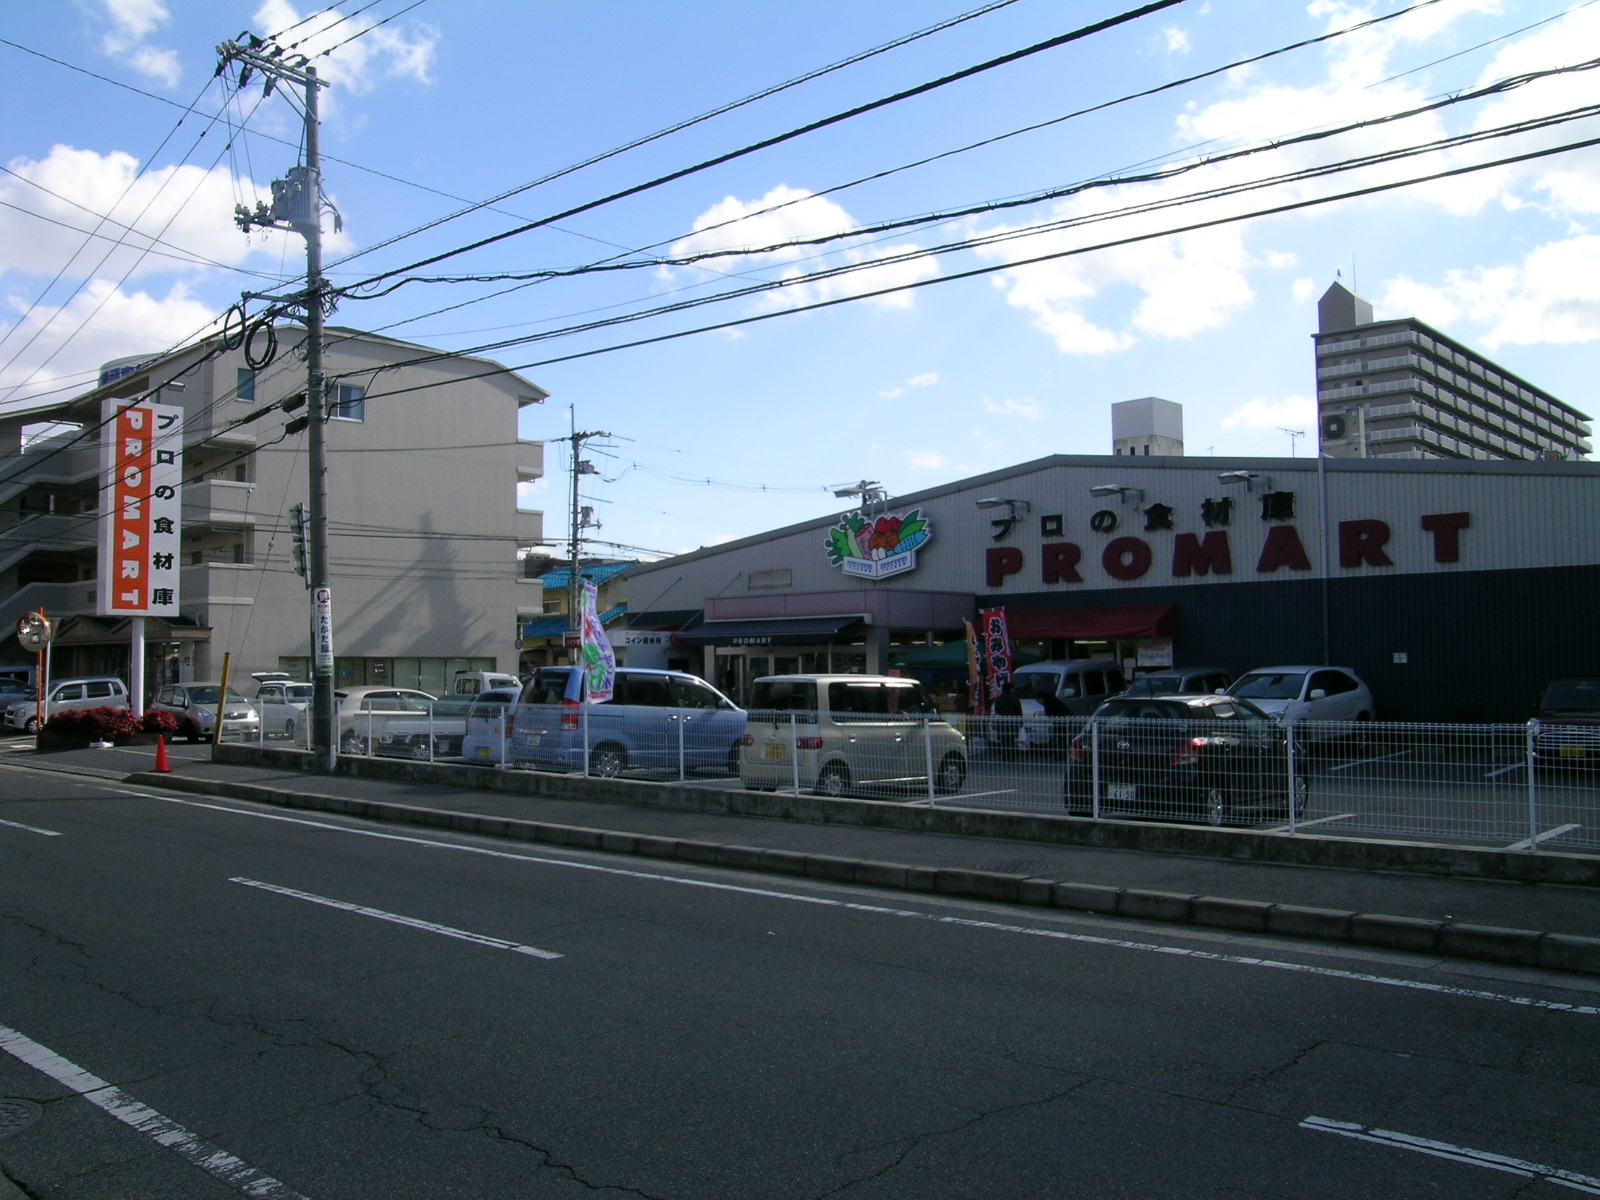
[322,0,1031,272]
[337,0,1191,290]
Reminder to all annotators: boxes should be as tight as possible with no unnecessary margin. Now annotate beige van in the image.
[740,674,967,797]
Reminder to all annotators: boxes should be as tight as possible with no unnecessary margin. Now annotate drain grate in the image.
[0,1099,41,1139]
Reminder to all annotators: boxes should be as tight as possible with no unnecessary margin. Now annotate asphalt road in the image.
[2,762,1599,1199]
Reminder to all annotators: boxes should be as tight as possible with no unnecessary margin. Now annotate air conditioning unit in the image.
[1321,413,1348,441]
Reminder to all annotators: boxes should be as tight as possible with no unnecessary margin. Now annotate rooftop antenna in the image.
[1279,427,1306,457]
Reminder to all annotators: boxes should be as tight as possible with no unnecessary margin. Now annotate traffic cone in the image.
[152,735,171,773]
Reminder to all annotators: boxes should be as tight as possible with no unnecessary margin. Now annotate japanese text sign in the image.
[97,399,182,617]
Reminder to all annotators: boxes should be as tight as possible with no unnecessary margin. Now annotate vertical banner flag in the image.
[978,608,1013,708]
[964,618,985,717]
[580,581,617,703]
[98,400,182,617]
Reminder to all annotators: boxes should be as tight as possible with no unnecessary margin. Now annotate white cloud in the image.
[0,278,220,408]
[876,387,902,399]
[1381,234,1600,347]
[673,186,940,311]
[95,0,180,87]
[906,372,938,388]
[1292,277,1316,304]
[1163,26,1191,55]
[907,450,948,469]
[982,397,1043,419]
[1221,394,1317,430]
[0,145,326,284]
[253,1,439,93]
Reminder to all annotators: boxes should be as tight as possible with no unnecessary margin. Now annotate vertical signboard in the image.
[579,581,616,703]
[98,400,182,617]
[312,585,333,676]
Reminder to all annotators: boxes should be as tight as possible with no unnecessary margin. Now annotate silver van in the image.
[6,676,130,734]
[740,674,967,797]
[1009,660,1128,715]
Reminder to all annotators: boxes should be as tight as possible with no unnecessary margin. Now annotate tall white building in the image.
[0,327,547,697]
[1314,282,1591,461]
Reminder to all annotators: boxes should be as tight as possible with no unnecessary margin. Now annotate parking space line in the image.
[1329,750,1412,773]
[1301,1116,1600,1194]
[0,815,60,836]
[1484,762,1526,779]
[102,790,1600,1017]
[0,1021,310,1199]
[1505,823,1582,852]
[1266,811,1360,832]
[229,878,562,960]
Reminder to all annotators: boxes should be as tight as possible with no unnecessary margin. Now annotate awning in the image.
[677,614,868,647]
[890,642,1046,669]
[627,608,703,632]
[1004,603,1176,641]
[50,614,210,645]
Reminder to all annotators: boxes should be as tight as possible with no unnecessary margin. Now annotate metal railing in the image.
[252,702,1600,855]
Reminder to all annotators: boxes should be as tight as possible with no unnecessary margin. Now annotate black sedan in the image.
[1063,694,1306,826]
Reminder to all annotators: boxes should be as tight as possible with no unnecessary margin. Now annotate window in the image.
[671,677,723,710]
[1083,670,1106,696]
[333,384,365,421]
[86,681,114,699]
[236,367,255,402]
[53,684,85,702]
[622,673,673,708]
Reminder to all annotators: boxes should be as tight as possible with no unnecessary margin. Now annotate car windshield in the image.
[524,669,576,705]
[286,684,313,700]
[1011,673,1060,700]
[1541,680,1600,711]
[188,686,247,705]
[1123,675,1180,696]
[1230,672,1306,700]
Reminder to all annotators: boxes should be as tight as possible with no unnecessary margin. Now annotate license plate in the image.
[1561,745,1588,758]
[475,746,492,760]
[1109,785,1137,802]
[764,743,788,761]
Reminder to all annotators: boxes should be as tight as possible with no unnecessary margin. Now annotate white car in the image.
[7,677,130,734]
[149,683,260,742]
[1226,666,1374,734]
[460,687,520,764]
[254,675,314,740]
[740,674,966,797]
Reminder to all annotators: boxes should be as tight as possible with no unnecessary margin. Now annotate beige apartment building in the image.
[0,326,547,699]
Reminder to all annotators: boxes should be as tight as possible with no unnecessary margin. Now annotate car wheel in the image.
[283,719,295,741]
[590,744,626,778]
[1205,786,1230,827]
[341,733,366,755]
[185,721,203,744]
[24,716,38,735]
[935,753,966,795]
[408,741,431,761]
[815,763,850,798]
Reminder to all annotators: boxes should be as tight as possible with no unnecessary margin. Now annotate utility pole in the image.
[561,414,609,661]
[218,35,338,770]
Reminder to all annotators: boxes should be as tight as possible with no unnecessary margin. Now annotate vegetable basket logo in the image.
[824,510,931,580]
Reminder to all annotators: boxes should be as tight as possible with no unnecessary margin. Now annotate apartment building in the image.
[0,326,547,699]
[1314,282,1592,461]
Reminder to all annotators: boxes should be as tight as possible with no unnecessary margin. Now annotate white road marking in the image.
[1301,1116,1600,1194]
[0,1022,309,1199]
[1485,762,1526,779]
[1265,812,1359,832]
[1505,823,1582,852]
[1328,750,1412,773]
[230,877,561,959]
[0,815,60,836]
[108,788,1600,1016]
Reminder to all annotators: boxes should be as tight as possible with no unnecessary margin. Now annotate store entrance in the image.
[714,647,869,705]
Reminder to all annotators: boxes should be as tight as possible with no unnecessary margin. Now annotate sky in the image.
[4,0,1600,563]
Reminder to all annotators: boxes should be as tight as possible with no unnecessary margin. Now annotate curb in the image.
[127,771,1600,978]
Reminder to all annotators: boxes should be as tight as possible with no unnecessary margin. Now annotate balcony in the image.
[182,480,258,527]
[515,508,544,550]
[517,439,544,483]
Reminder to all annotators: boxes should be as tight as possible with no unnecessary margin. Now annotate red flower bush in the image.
[142,708,179,735]
[46,706,142,741]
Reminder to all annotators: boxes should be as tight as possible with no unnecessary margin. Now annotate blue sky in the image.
[3,0,1599,560]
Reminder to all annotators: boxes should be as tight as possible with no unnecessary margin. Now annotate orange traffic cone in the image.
[152,735,171,773]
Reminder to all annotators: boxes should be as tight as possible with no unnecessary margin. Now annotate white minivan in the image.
[740,674,967,797]
[6,676,129,734]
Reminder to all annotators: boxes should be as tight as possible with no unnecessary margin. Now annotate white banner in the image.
[98,399,182,617]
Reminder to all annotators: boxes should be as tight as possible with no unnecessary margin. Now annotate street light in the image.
[1088,484,1143,505]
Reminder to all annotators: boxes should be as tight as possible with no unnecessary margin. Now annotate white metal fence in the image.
[256,701,1599,855]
